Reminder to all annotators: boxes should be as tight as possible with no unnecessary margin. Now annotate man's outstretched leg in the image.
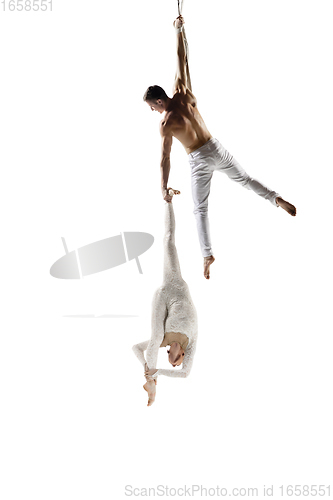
[193,209,215,280]
[190,164,216,279]
[214,140,296,216]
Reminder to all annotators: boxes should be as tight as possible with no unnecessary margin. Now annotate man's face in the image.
[146,99,165,114]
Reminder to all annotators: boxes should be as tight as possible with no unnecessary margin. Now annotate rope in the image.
[177,0,183,16]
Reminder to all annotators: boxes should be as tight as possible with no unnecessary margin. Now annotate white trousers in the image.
[188,138,280,257]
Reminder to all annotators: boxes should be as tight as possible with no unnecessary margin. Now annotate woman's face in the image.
[168,343,185,367]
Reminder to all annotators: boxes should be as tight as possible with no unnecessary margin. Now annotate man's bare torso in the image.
[161,91,212,154]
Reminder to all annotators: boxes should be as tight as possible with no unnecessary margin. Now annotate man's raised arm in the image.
[173,15,188,94]
[160,121,173,202]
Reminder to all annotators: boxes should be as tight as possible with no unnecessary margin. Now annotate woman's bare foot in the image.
[276,197,296,216]
[203,255,215,279]
[143,378,157,406]
[168,188,181,197]
[163,188,181,203]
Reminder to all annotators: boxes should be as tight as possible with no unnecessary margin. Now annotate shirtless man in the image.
[143,15,296,279]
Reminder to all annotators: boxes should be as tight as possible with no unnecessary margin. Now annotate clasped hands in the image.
[144,363,158,379]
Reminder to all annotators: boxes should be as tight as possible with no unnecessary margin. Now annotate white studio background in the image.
[0,0,332,499]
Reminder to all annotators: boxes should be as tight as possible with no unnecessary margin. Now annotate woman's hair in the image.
[143,85,168,102]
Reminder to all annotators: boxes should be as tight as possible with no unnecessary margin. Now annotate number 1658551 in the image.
[1,0,52,11]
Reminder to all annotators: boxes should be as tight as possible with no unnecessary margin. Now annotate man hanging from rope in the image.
[143,15,296,279]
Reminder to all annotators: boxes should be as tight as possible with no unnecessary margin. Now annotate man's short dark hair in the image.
[143,85,168,102]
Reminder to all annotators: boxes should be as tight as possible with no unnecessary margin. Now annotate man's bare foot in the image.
[143,378,157,407]
[203,255,215,279]
[276,197,296,216]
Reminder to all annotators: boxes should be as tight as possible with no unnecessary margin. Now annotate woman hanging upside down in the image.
[132,189,198,406]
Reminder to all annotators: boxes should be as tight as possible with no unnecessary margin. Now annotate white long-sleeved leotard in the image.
[132,202,198,378]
